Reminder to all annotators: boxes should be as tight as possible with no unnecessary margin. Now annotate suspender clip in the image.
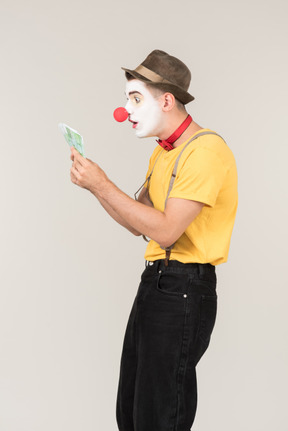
[164,248,172,266]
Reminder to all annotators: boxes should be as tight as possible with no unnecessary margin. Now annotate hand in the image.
[70,147,108,194]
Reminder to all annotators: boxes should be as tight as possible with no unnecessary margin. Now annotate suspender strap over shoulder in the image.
[162,131,222,266]
[164,131,221,208]
[136,130,223,266]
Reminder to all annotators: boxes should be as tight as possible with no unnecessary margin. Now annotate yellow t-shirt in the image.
[144,129,238,265]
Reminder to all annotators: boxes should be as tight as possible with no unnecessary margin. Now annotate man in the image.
[70,50,238,431]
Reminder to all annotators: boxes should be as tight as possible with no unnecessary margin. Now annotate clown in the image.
[70,50,238,431]
[125,79,169,138]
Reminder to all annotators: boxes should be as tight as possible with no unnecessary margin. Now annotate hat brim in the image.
[121,67,194,105]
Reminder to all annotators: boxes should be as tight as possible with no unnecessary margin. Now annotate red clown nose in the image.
[113,107,129,122]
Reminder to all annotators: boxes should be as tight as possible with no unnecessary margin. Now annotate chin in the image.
[136,130,157,139]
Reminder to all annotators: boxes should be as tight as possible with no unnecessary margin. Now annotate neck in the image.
[173,121,203,148]
[157,112,203,149]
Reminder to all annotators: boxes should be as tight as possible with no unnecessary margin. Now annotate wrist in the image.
[90,175,112,200]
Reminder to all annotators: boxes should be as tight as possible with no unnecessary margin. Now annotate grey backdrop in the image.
[0,0,287,430]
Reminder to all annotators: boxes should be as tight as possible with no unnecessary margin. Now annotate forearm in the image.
[97,195,142,236]
[70,150,153,238]
[90,179,168,246]
[70,149,201,247]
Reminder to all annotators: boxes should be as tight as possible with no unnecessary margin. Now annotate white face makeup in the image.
[125,80,164,138]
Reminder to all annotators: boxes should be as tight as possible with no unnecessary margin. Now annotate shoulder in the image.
[181,130,237,170]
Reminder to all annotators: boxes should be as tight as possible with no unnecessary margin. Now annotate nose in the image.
[125,100,133,115]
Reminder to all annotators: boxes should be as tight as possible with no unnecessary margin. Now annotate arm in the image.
[96,196,141,235]
[70,148,203,248]
[70,149,152,236]
[96,186,152,236]
[91,179,203,248]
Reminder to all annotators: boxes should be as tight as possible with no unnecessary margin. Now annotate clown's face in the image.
[125,80,164,138]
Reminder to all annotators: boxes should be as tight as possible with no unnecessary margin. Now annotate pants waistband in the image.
[145,259,215,276]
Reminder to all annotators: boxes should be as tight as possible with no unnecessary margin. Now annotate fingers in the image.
[71,152,86,173]
[70,149,98,190]
[70,167,78,184]
[70,164,78,179]
[70,160,87,186]
[70,148,86,187]
[70,147,85,164]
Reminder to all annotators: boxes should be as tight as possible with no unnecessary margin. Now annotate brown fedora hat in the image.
[122,49,194,105]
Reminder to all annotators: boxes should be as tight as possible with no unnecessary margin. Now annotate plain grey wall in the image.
[0,0,287,430]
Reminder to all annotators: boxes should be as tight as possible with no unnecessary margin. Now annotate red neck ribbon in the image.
[157,114,193,151]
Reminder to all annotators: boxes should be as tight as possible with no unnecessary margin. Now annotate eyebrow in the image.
[124,91,142,97]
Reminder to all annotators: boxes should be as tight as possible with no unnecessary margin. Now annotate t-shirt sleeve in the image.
[168,147,227,207]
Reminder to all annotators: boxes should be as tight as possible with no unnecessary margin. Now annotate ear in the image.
[162,92,176,112]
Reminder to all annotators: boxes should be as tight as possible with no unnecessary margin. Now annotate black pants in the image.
[116,259,217,431]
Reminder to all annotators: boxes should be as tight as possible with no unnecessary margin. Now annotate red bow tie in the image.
[157,115,193,151]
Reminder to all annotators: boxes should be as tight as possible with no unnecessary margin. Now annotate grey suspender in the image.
[164,131,222,208]
[139,131,223,265]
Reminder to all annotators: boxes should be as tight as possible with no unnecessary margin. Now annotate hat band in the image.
[135,65,175,86]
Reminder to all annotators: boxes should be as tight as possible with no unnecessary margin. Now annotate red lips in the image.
[129,118,138,128]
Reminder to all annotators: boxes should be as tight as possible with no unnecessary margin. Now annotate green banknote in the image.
[58,123,85,157]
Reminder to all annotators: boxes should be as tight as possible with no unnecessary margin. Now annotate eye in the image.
[134,96,141,104]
